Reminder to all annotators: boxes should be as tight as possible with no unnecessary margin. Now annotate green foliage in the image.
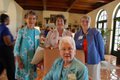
[116,34,120,51]
[117,17,120,21]
[101,29,112,37]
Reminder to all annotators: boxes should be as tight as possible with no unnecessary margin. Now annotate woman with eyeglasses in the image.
[74,15,105,80]
[43,36,88,80]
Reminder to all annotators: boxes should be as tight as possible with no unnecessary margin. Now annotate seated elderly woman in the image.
[43,36,88,80]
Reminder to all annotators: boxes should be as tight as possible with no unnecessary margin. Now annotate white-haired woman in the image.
[74,15,105,80]
[43,36,88,80]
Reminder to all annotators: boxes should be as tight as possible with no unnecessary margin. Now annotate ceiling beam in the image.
[73,4,94,10]
[22,6,43,10]
[66,0,79,12]
[43,0,47,10]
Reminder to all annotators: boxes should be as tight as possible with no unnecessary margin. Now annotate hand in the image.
[16,56,24,69]
[45,46,54,49]
[54,43,59,49]
[18,61,24,69]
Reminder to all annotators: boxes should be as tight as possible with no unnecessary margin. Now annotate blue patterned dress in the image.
[14,26,40,80]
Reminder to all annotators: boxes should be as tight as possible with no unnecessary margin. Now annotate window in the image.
[97,10,108,53]
[97,10,107,32]
[112,5,120,53]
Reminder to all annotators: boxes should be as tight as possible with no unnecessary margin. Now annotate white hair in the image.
[59,36,76,50]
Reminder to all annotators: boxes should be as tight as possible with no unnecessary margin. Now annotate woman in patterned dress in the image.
[14,11,40,80]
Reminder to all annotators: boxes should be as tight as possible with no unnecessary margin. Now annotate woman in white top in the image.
[45,14,72,49]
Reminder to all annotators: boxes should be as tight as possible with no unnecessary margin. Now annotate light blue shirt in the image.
[43,58,88,80]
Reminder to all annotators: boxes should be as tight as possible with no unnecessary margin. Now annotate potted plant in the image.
[117,34,120,51]
[100,28,112,44]
[100,28,112,54]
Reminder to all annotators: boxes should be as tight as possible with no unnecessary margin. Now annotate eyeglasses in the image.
[61,47,74,52]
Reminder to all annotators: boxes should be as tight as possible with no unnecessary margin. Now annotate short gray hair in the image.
[59,36,76,50]
[80,15,91,23]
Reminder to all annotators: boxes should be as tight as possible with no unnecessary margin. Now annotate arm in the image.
[3,35,14,47]
[74,30,83,50]
[15,56,24,69]
[43,58,60,80]
[14,29,23,56]
[14,29,24,69]
[2,28,14,47]
[43,67,53,80]
[43,59,58,80]
[44,31,52,48]
[96,32,105,60]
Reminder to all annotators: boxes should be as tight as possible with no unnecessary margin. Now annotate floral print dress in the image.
[14,26,40,80]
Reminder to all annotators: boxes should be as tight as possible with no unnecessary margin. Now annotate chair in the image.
[101,55,120,80]
[105,55,117,66]
[43,49,85,75]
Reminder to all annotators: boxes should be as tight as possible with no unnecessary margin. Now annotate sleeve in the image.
[44,31,52,47]
[74,31,78,42]
[74,31,83,50]
[43,67,53,80]
[77,66,89,80]
[43,59,58,80]
[96,32,105,61]
[2,27,10,36]
[35,29,40,49]
[14,29,23,56]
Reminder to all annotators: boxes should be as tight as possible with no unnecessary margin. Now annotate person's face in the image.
[56,17,64,28]
[60,41,76,63]
[80,18,90,30]
[25,14,37,28]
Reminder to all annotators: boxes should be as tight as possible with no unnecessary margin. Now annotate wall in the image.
[7,1,17,38]
[43,11,69,28]
[2,0,12,12]
[15,2,24,28]
[0,0,13,13]
[0,0,4,13]
[87,0,120,53]
[0,0,24,39]
[69,13,84,29]
[69,13,84,24]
